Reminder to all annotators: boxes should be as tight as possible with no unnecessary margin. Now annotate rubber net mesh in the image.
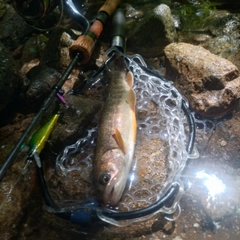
[54,52,190,222]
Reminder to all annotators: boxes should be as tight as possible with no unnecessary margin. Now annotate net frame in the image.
[53,47,196,226]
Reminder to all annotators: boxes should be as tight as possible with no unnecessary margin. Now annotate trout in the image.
[93,55,137,206]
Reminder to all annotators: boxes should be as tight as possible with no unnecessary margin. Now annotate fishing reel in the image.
[11,0,59,21]
[11,0,89,32]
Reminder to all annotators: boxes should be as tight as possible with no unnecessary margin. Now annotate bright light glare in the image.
[128,163,137,190]
[196,170,226,199]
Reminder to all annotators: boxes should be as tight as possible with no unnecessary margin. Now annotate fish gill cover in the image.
[53,53,190,225]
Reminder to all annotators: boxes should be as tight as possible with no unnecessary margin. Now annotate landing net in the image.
[54,48,194,225]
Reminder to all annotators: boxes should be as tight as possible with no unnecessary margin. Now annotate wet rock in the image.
[127,4,178,57]
[190,77,240,118]
[204,11,239,37]
[49,95,102,151]
[0,0,6,18]
[20,59,40,76]
[184,116,240,222]
[183,162,239,229]
[21,34,49,63]
[172,2,232,35]
[20,65,61,110]
[201,192,238,221]
[0,5,33,50]
[20,28,75,72]
[176,7,240,68]
[19,28,81,112]
[198,164,239,221]
[0,160,41,240]
[125,3,144,19]
[40,27,76,71]
[0,42,21,112]
[0,113,34,159]
[203,13,240,61]
[163,42,240,118]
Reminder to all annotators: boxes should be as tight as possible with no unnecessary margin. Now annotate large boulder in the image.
[127,4,178,57]
[164,42,240,118]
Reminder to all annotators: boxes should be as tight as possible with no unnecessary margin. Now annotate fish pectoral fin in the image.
[127,89,136,112]
[126,71,134,88]
[112,128,127,155]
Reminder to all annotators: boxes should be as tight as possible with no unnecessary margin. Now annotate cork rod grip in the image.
[69,0,121,64]
[98,0,121,16]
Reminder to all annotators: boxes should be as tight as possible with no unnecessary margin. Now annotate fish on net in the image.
[48,47,196,226]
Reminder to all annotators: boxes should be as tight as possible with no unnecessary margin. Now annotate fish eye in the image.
[99,172,111,185]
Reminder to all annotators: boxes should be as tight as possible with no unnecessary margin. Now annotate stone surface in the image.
[0,162,40,240]
[0,0,6,18]
[164,42,240,117]
[20,64,61,111]
[49,94,102,152]
[21,34,49,64]
[19,27,80,111]
[127,4,178,57]
[176,8,240,71]
[40,27,76,71]
[190,77,240,117]
[0,6,33,50]
[0,42,21,112]
[1,2,240,240]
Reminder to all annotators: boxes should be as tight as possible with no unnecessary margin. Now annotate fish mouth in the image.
[106,185,117,206]
[104,183,126,206]
[103,185,121,206]
[103,176,127,206]
[109,186,115,203]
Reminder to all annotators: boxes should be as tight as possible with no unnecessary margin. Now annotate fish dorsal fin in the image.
[127,89,136,112]
[112,128,126,155]
[126,71,134,88]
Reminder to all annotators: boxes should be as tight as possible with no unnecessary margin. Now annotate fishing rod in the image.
[36,8,196,226]
[0,0,121,181]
